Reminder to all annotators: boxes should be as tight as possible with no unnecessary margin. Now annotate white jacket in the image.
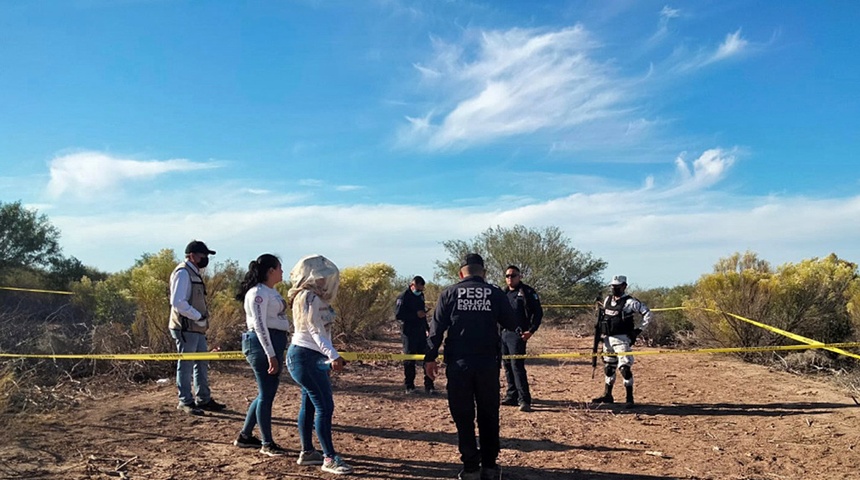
[244,284,291,358]
[290,290,340,362]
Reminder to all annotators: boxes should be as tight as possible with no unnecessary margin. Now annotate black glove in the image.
[630,328,642,345]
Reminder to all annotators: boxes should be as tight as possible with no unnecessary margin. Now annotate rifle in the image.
[592,298,604,379]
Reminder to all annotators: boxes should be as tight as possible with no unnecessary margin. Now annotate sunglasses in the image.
[505,274,519,278]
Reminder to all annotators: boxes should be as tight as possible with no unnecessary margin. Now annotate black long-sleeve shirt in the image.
[425,275,518,366]
[394,287,427,337]
[503,282,543,334]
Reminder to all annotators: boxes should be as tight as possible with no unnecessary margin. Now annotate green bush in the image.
[333,263,397,341]
[686,251,860,364]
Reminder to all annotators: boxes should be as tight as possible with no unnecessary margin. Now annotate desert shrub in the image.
[206,289,245,351]
[685,251,775,349]
[333,263,397,341]
[129,250,178,354]
[769,254,860,344]
[685,251,860,370]
[0,363,19,414]
[202,259,245,351]
[636,284,695,346]
[71,275,136,325]
[778,349,836,373]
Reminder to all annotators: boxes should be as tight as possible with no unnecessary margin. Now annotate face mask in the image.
[412,289,423,296]
[196,256,209,269]
[612,285,624,297]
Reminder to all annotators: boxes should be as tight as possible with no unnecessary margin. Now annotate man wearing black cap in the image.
[168,240,226,415]
[425,253,518,480]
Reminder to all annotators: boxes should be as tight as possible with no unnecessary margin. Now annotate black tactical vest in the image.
[599,295,634,336]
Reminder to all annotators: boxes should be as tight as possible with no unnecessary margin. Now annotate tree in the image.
[0,201,63,274]
[435,225,606,304]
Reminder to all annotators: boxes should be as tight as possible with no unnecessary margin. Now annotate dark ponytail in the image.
[236,253,281,301]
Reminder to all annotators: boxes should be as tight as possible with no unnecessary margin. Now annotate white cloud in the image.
[412,63,441,78]
[661,5,680,21]
[672,148,736,192]
[297,179,364,192]
[46,151,215,199]
[709,29,749,63]
[50,150,860,289]
[673,29,751,72]
[298,178,325,187]
[335,185,365,192]
[651,5,681,42]
[400,25,635,151]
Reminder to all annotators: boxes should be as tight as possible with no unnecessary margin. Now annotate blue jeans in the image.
[241,330,287,445]
[287,345,336,457]
[169,329,210,406]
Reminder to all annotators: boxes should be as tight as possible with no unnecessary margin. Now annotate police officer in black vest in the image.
[395,275,435,394]
[591,275,652,408]
[500,265,543,412]
[425,253,518,480]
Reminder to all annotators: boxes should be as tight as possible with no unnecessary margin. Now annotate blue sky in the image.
[1,0,858,289]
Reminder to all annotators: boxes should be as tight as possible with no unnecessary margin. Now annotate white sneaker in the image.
[321,455,353,474]
[297,450,324,466]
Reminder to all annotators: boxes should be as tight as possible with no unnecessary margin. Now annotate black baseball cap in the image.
[185,240,216,255]
[460,253,484,268]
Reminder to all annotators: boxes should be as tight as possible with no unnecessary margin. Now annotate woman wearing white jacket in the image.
[233,254,291,456]
[286,254,353,475]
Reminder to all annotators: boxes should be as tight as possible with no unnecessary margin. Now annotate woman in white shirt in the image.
[286,254,353,475]
[232,254,291,456]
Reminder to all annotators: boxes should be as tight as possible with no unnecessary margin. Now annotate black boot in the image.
[591,383,614,404]
[625,385,635,408]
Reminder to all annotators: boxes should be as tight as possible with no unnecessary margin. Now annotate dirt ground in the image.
[2,326,859,480]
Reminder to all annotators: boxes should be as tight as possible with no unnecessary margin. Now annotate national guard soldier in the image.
[395,275,435,394]
[591,275,652,408]
[425,253,518,480]
[500,265,543,412]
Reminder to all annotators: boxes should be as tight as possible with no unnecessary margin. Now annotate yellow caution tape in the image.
[0,351,247,361]
[2,341,858,362]
[542,304,594,308]
[0,286,75,295]
[503,342,860,360]
[673,306,860,361]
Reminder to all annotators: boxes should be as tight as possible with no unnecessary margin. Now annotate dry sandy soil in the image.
[2,326,859,480]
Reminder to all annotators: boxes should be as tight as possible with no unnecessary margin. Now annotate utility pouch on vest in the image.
[598,316,610,336]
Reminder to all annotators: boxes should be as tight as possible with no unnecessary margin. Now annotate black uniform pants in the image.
[402,333,433,390]
[501,330,531,404]
[446,359,501,471]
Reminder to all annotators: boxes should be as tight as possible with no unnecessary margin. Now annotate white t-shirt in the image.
[244,284,291,358]
[290,290,340,362]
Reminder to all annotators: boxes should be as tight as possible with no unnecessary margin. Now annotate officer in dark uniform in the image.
[500,265,543,412]
[395,275,435,394]
[425,253,518,480]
